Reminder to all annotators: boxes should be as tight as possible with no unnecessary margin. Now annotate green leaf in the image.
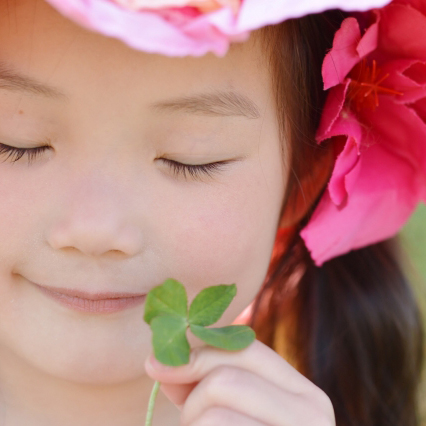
[190,324,256,350]
[151,316,190,366]
[188,284,237,326]
[144,279,258,426]
[144,279,187,325]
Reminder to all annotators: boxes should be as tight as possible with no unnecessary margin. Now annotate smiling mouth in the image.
[32,282,147,314]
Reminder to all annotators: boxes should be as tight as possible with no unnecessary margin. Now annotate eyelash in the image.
[0,143,51,165]
[0,143,229,179]
[160,158,228,180]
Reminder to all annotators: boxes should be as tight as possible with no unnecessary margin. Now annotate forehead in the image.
[0,0,273,109]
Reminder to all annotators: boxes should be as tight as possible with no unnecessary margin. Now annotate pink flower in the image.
[44,0,392,57]
[113,0,241,14]
[300,0,426,266]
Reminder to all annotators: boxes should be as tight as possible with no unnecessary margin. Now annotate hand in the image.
[144,339,336,426]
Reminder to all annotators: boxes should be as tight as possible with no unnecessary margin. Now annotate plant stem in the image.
[145,380,160,426]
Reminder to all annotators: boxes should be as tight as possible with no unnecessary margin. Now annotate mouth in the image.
[32,282,147,314]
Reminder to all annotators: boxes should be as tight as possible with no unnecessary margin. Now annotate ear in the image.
[278,140,335,228]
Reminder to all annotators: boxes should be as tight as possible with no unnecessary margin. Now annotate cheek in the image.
[159,163,285,311]
[170,196,257,275]
[0,170,42,272]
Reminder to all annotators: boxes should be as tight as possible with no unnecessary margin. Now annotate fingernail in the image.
[147,354,172,371]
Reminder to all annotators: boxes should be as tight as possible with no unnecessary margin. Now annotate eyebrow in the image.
[151,90,261,119]
[0,63,67,100]
[0,63,261,120]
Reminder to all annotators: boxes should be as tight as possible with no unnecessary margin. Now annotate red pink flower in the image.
[301,0,426,265]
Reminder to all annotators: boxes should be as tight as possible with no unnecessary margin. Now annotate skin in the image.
[0,0,335,425]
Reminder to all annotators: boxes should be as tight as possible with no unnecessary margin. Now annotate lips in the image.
[32,282,147,313]
[33,283,146,300]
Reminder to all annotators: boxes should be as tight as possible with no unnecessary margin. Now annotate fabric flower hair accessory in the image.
[300,0,426,265]
[45,0,391,56]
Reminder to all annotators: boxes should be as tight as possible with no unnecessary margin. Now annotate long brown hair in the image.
[249,11,426,426]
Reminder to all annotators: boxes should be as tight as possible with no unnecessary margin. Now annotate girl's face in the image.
[0,0,285,383]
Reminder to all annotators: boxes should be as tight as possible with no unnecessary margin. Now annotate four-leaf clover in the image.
[143,278,256,425]
[143,278,256,366]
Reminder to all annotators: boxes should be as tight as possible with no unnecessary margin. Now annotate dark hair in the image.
[249,11,426,426]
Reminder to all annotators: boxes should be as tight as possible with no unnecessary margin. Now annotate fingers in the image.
[144,339,336,426]
[145,339,314,394]
[179,366,288,425]
[188,407,265,426]
[179,366,334,426]
[158,382,197,408]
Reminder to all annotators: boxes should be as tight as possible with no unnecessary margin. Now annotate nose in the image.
[46,172,144,258]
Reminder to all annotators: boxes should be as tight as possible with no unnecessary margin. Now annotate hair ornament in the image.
[300,0,426,265]
[44,0,391,57]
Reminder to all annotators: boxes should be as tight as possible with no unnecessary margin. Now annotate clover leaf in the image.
[143,278,187,324]
[144,279,256,426]
[144,279,255,366]
[150,316,190,366]
[189,324,255,350]
[188,284,237,326]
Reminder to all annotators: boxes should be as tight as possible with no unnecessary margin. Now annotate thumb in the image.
[156,382,198,410]
[145,354,198,409]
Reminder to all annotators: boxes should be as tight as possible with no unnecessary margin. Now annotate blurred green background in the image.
[400,204,426,424]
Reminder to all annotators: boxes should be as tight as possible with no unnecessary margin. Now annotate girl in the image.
[0,0,423,425]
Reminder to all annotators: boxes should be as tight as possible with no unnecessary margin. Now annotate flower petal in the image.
[236,0,391,32]
[410,97,426,126]
[358,99,426,171]
[322,18,362,90]
[45,0,392,57]
[316,81,351,140]
[322,14,380,90]
[379,2,426,60]
[45,0,232,56]
[380,59,426,104]
[113,0,194,9]
[356,10,379,57]
[303,98,426,265]
[301,142,421,266]
[328,136,361,205]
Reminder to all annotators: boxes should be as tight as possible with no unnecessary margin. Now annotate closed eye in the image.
[0,143,234,180]
[159,158,232,180]
[0,143,52,165]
